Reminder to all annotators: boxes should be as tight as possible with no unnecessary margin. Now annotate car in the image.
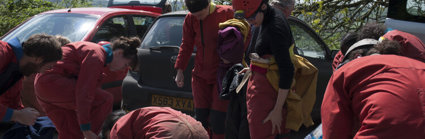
[122,10,333,127]
[1,7,159,43]
[385,0,425,42]
[0,7,160,108]
[107,0,184,14]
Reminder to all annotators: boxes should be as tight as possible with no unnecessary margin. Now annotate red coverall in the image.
[110,107,209,139]
[34,41,113,139]
[0,40,24,122]
[322,55,425,139]
[22,70,126,116]
[20,42,125,116]
[246,7,294,139]
[101,67,127,107]
[97,41,127,107]
[332,51,344,71]
[174,4,233,138]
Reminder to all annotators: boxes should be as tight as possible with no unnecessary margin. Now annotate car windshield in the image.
[2,13,98,43]
[111,0,163,5]
[141,16,184,49]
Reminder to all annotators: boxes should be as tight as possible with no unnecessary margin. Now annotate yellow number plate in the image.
[151,94,194,111]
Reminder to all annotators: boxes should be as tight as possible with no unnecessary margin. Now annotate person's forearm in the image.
[273,89,289,110]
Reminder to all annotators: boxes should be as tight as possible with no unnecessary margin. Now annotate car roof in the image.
[159,10,301,20]
[42,7,159,17]
[160,10,188,17]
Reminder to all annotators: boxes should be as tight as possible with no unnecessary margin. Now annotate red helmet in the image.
[232,0,263,18]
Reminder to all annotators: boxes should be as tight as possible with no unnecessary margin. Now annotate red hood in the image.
[383,30,425,62]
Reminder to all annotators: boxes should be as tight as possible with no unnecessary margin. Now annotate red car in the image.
[1,7,160,109]
[108,0,170,14]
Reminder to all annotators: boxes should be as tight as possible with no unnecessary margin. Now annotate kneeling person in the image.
[109,107,209,139]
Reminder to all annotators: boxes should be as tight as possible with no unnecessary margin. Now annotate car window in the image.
[141,16,184,49]
[386,0,425,43]
[92,16,129,43]
[407,0,425,17]
[2,13,98,43]
[289,22,326,59]
[132,15,155,39]
[388,0,425,23]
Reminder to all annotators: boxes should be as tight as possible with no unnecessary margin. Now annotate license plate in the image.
[151,94,194,111]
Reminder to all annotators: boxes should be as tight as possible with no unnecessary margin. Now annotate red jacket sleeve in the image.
[174,14,195,70]
[321,74,355,139]
[75,48,105,129]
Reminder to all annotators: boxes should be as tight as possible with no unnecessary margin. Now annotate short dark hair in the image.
[22,34,62,63]
[374,39,401,55]
[340,32,359,55]
[358,22,386,40]
[101,110,126,139]
[111,36,140,59]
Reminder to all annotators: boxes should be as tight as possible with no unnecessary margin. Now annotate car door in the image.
[287,17,333,123]
[139,15,195,92]
[386,0,425,43]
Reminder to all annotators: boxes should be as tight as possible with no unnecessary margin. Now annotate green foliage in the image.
[215,0,389,50]
[293,0,388,50]
[0,0,92,37]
